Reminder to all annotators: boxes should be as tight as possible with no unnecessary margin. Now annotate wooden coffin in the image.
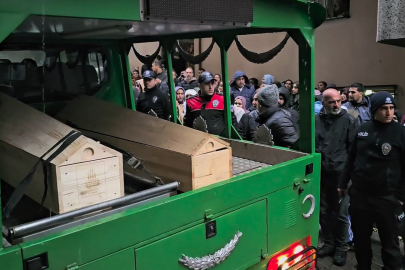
[55,95,232,192]
[0,93,124,214]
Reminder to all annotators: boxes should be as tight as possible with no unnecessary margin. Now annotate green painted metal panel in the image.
[0,1,325,270]
[79,246,135,270]
[18,156,316,269]
[163,41,179,123]
[296,28,316,154]
[218,36,234,139]
[94,46,127,107]
[267,168,320,257]
[0,12,27,44]
[0,246,23,270]
[252,0,325,29]
[135,200,267,270]
[0,0,140,21]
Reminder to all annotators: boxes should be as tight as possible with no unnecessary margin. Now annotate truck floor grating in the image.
[232,157,270,176]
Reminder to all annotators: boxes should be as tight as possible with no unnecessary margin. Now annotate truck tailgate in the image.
[135,199,267,270]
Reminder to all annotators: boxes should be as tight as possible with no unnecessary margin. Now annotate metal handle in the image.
[302,194,315,219]
[179,231,242,270]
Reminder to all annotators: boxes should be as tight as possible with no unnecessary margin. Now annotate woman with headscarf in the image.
[261,74,274,87]
[235,96,249,113]
[183,89,198,117]
[175,86,185,124]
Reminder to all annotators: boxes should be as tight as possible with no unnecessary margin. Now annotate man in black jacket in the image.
[254,85,298,147]
[338,91,405,270]
[136,70,171,120]
[315,89,358,266]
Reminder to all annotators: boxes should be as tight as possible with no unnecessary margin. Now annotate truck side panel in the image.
[18,156,319,269]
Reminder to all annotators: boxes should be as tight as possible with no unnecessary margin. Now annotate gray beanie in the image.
[257,84,279,108]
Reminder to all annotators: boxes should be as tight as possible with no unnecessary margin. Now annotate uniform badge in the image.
[381,143,392,155]
[386,97,392,104]
[152,96,158,103]
[212,100,219,108]
[145,71,150,76]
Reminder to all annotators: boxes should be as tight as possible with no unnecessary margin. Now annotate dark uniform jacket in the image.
[339,120,405,201]
[184,92,235,136]
[136,85,171,120]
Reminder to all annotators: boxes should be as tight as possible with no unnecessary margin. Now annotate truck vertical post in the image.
[163,39,179,124]
[217,35,236,139]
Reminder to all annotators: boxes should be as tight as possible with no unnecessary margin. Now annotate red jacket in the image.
[184,92,227,136]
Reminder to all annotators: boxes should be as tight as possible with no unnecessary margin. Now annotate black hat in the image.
[198,71,215,84]
[325,83,337,90]
[142,70,157,79]
[370,91,396,115]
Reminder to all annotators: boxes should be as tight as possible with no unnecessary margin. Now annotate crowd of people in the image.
[131,61,405,270]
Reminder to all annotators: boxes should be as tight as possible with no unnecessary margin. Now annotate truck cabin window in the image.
[0,48,107,103]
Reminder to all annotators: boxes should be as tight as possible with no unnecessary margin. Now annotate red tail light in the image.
[267,238,316,270]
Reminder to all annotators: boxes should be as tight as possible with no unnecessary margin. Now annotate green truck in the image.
[0,1,326,269]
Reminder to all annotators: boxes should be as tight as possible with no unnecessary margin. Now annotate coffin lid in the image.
[55,95,230,156]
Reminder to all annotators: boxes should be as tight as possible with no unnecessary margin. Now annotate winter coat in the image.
[342,96,371,125]
[315,108,358,178]
[229,71,256,110]
[255,106,299,148]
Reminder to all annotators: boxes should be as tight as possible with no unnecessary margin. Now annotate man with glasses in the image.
[316,89,358,266]
[184,71,235,136]
[342,83,371,125]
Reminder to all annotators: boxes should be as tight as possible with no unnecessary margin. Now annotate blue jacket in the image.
[230,71,256,110]
[342,96,371,125]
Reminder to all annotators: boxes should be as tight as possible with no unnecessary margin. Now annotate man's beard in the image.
[327,107,341,115]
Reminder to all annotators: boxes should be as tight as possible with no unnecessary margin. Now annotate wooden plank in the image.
[58,156,122,212]
[0,141,59,211]
[192,137,229,156]
[0,93,124,213]
[223,139,306,165]
[192,149,232,189]
[0,92,76,158]
[79,130,194,192]
[55,95,229,156]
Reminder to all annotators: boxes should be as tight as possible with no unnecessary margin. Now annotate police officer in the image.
[184,71,236,136]
[136,70,171,120]
[338,91,405,270]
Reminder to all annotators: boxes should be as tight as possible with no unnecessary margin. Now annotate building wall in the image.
[128,42,160,73]
[199,0,405,109]
[128,0,405,108]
